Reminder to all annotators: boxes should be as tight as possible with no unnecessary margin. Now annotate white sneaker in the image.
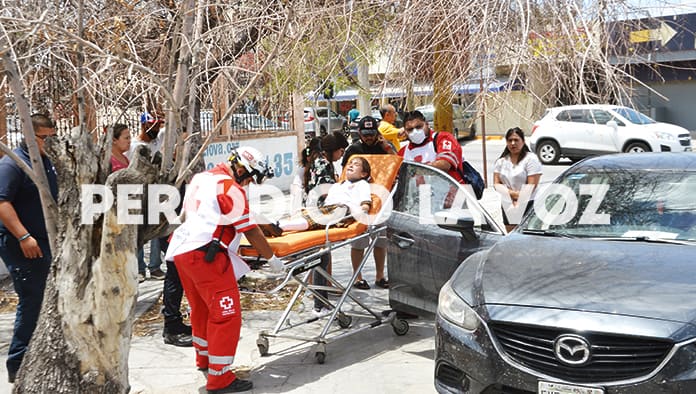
[259,265,287,279]
[312,307,333,318]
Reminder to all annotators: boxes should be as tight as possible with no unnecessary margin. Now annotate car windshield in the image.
[613,107,656,125]
[522,170,696,241]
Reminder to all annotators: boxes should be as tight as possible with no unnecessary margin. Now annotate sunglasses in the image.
[36,134,54,140]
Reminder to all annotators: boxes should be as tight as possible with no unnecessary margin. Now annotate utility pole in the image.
[357,62,370,117]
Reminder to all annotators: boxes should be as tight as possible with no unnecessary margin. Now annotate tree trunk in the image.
[14,134,159,393]
[433,41,454,134]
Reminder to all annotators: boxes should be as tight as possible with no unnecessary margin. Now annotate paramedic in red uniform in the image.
[398,110,465,183]
[165,146,285,393]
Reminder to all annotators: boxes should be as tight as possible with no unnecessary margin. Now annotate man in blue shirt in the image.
[0,113,58,384]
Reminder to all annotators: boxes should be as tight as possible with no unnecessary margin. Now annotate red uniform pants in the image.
[174,248,242,390]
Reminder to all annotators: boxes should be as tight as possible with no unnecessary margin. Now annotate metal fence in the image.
[1,109,293,151]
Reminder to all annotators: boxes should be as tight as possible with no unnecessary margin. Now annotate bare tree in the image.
[0,0,689,392]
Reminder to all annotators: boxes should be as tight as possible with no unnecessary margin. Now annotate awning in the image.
[308,78,522,101]
[453,79,520,95]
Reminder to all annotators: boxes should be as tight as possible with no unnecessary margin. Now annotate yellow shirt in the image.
[378,120,401,151]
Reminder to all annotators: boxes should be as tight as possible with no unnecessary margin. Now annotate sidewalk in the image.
[0,244,438,394]
[126,251,437,394]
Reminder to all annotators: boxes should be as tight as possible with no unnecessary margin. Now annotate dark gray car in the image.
[386,161,504,317]
[434,153,696,393]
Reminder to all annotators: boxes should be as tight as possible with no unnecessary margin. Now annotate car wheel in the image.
[319,126,327,137]
[536,140,561,165]
[624,142,650,153]
[454,127,460,139]
[469,125,476,140]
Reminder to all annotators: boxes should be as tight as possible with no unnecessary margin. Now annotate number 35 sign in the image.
[202,135,297,191]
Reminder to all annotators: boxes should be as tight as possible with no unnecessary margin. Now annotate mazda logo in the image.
[554,334,591,366]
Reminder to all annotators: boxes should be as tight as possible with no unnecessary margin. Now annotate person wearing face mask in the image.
[398,110,465,184]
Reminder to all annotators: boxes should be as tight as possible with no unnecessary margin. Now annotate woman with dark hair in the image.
[493,127,542,232]
[290,137,321,213]
[304,132,346,315]
[305,133,346,202]
[110,124,131,172]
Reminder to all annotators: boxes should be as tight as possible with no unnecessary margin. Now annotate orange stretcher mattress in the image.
[240,154,403,258]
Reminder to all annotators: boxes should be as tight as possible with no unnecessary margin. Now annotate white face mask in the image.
[409,128,427,144]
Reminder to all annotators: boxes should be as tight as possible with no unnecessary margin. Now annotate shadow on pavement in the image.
[246,316,436,393]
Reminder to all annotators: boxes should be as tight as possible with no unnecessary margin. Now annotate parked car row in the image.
[280,107,349,141]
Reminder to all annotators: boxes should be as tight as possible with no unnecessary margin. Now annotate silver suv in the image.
[312,107,348,136]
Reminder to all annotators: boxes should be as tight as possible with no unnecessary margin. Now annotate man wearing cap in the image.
[165,146,284,393]
[378,104,406,151]
[129,111,165,160]
[128,111,167,281]
[341,116,394,290]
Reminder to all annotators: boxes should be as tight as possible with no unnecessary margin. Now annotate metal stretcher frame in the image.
[240,154,409,364]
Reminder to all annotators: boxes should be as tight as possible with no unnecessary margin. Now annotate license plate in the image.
[538,381,604,394]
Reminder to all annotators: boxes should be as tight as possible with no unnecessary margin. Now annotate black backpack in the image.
[432,132,485,199]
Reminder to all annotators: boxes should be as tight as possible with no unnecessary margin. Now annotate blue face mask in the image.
[409,128,426,144]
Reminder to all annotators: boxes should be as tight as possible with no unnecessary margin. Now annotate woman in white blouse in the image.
[493,127,543,232]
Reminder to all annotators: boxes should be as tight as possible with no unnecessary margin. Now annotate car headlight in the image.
[654,131,676,141]
[438,280,480,330]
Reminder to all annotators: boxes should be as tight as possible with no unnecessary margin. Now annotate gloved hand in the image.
[267,255,285,273]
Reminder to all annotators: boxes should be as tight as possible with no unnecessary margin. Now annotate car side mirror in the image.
[606,120,619,131]
[434,210,478,241]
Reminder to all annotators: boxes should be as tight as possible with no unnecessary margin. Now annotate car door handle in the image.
[392,233,415,249]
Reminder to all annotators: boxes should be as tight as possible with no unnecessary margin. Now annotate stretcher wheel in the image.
[337,312,352,329]
[392,318,409,336]
[257,337,269,356]
[315,351,326,364]
[315,343,327,364]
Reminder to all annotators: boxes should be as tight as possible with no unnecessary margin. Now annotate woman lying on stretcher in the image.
[261,157,372,237]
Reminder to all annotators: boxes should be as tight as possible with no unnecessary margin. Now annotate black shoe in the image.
[149,269,166,280]
[353,279,370,290]
[375,278,389,289]
[209,378,253,393]
[164,333,193,347]
[164,321,192,336]
[8,370,16,383]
